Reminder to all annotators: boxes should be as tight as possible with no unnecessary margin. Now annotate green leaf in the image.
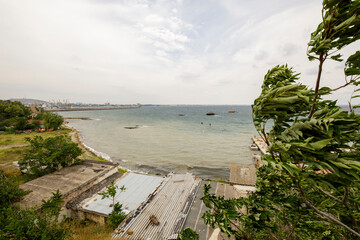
[309,139,332,150]
[330,54,343,62]
[333,14,356,31]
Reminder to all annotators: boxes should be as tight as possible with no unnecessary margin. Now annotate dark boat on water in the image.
[206,112,215,116]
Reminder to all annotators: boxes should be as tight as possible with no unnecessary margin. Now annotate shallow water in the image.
[60,105,257,179]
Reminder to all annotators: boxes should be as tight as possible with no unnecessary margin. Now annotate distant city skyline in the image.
[1,0,359,105]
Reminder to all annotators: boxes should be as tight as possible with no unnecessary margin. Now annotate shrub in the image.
[108,202,126,229]
[19,135,83,177]
[0,190,71,240]
[177,228,199,240]
[42,112,63,130]
[0,170,27,208]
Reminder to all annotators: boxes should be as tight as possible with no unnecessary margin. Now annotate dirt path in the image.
[0,144,29,150]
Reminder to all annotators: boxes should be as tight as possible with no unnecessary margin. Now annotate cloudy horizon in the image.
[1,0,359,105]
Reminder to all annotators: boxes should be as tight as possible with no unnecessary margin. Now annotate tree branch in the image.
[318,188,342,203]
[297,182,360,237]
[308,53,325,119]
[318,80,355,95]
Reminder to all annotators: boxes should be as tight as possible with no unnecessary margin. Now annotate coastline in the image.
[66,124,113,162]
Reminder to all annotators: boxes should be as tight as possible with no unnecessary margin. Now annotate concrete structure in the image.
[229,165,256,186]
[19,160,119,215]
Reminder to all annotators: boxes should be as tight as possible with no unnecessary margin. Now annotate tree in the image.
[42,112,64,130]
[0,100,30,120]
[19,135,83,177]
[0,190,71,240]
[0,170,27,208]
[0,100,32,131]
[202,1,360,239]
[99,181,126,229]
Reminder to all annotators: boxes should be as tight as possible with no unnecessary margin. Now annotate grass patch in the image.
[0,146,35,183]
[118,168,128,173]
[0,127,108,182]
[68,220,114,240]
[0,147,29,168]
[0,128,71,146]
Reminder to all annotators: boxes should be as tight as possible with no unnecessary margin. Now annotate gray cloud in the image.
[282,43,299,57]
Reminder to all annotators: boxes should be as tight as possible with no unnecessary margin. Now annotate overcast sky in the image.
[0,0,359,105]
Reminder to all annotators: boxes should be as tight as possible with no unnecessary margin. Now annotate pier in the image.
[46,105,140,112]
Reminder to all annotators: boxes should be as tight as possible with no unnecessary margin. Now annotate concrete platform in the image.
[229,165,256,186]
[19,160,119,210]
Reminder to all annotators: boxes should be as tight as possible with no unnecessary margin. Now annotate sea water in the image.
[59,105,257,179]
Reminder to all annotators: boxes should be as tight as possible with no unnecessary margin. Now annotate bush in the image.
[14,118,27,130]
[42,112,63,130]
[177,228,199,240]
[0,170,27,208]
[108,202,126,229]
[0,190,71,240]
[19,135,83,177]
[0,100,30,121]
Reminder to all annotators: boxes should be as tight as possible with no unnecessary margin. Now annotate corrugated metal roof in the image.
[113,173,201,240]
[82,172,164,215]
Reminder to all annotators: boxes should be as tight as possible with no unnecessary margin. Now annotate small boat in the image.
[124,126,138,129]
[178,114,185,116]
[206,112,215,116]
[228,110,236,113]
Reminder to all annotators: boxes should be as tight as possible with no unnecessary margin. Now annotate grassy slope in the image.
[0,127,105,176]
[0,128,115,239]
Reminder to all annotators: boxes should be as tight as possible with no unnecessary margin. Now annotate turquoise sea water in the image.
[59,105,257,179]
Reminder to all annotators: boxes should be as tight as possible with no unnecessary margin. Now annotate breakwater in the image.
[47,105,140,112]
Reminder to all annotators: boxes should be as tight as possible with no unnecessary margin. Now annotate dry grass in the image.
[0,147,28,172]
[68,220,115,240]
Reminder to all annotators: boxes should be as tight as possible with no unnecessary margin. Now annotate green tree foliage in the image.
[177,228,199,240]
[108,202,127,229]
[99,181,126,229]
[0,190,71,240]
[19,135,83,177]
[42,112,64,130]
[202,1,360,239]
[0,100,30,121]
[0,100,32,131]
[0,170,27,208]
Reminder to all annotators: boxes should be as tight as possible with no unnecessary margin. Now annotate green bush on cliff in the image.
[0,190,71,240]
[19,135,83,177]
